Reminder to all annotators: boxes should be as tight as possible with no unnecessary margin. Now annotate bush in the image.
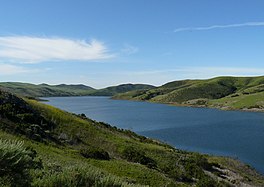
[80,147,110,160]
[0,139,42,186]
[121,146,157,168]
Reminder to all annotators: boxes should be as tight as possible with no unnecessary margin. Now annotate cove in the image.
[43,96,264,174]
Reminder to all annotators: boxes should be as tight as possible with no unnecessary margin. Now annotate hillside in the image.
[113,76,264,111]
[1,90,264,186]
[0,82,154,97]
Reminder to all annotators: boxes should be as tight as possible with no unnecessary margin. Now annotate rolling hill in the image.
[88,84,156,96]
[0,82,95,97]
[1,89,264,186]
[113,76,264,111]
[0,82,155,97]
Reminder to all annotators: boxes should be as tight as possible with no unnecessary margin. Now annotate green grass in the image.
[210,92,264,110]
[88,159,178,186]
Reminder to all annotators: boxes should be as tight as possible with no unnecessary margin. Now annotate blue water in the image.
[43,96,264,174]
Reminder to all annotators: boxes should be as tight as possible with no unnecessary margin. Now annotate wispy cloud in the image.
[121,44,138,55]
[0,63,36,75]
[0,36,114,63]
[174,21,264,33]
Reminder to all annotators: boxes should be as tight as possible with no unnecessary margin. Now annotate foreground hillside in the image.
[114,76,264,111]
[0,90,264,186]
[0,82,154,97]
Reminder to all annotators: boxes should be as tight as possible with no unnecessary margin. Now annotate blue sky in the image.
[1,0,264,88]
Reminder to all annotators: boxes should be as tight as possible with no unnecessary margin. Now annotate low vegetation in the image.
[0,139,42,186]
[0,89,264,186]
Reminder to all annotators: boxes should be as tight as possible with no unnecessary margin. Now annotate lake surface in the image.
[43,96,264,174]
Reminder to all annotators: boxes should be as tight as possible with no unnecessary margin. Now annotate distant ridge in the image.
[3,75,264,111]
[0,82,155,97]
[88,83,156,96]
[0,82,95,97]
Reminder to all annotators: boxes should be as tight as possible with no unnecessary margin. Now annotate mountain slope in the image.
[1,89,263,186]
[113,76,264,111]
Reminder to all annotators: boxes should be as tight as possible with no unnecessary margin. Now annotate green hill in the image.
[113,76,264,111]
[0,82,155,97]
[1,89,263,186]
[88,84,156,96]
[0,82,95,97]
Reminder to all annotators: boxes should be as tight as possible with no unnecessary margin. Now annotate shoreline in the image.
[112,96,264,113]
[41,94,264,114]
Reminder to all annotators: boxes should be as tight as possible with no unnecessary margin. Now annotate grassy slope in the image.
[1,90,264,186]
[113,76,264,111]
[0,82,155,97]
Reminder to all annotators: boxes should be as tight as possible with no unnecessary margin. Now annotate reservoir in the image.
[43,96,264,174]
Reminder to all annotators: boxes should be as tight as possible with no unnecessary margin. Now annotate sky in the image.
[1,0,264,88]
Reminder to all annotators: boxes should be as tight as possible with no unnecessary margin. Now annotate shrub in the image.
[0,139,42,186]
[80,147,110,160]
[121,146,157,169]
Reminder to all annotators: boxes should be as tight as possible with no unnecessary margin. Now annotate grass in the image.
[210,92,264,110]
[88,159,179,186]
